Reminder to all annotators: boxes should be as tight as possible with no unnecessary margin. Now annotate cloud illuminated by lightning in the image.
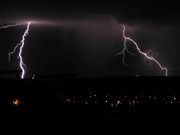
[0,22,31,79]
[117,24,168,76]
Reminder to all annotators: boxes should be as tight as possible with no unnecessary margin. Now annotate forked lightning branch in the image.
[0,22,31,79]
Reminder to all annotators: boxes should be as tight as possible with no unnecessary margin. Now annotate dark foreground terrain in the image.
[0,75,180,132]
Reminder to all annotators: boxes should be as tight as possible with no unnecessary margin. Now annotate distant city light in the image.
[66,98,71,103]
[117,101,120,105]
[32,74,35,80]
[13,99,21,106]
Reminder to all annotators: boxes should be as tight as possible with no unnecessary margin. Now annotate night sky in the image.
[0,0,180,78]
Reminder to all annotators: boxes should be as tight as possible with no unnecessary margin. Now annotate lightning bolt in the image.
[0,22,31,79]
[0,23,24,29]
[117,24,168,76]
[0,22,168,77]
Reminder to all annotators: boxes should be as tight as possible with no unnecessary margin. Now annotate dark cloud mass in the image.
[0,0,180,77]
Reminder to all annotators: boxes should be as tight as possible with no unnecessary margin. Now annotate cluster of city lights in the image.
[59,93,179,108]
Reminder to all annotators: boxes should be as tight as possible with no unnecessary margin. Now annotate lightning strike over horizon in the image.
[0,22,31,79]
[117,24,168,76]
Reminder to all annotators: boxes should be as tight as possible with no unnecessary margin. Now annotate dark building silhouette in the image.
[0,70,21,79]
